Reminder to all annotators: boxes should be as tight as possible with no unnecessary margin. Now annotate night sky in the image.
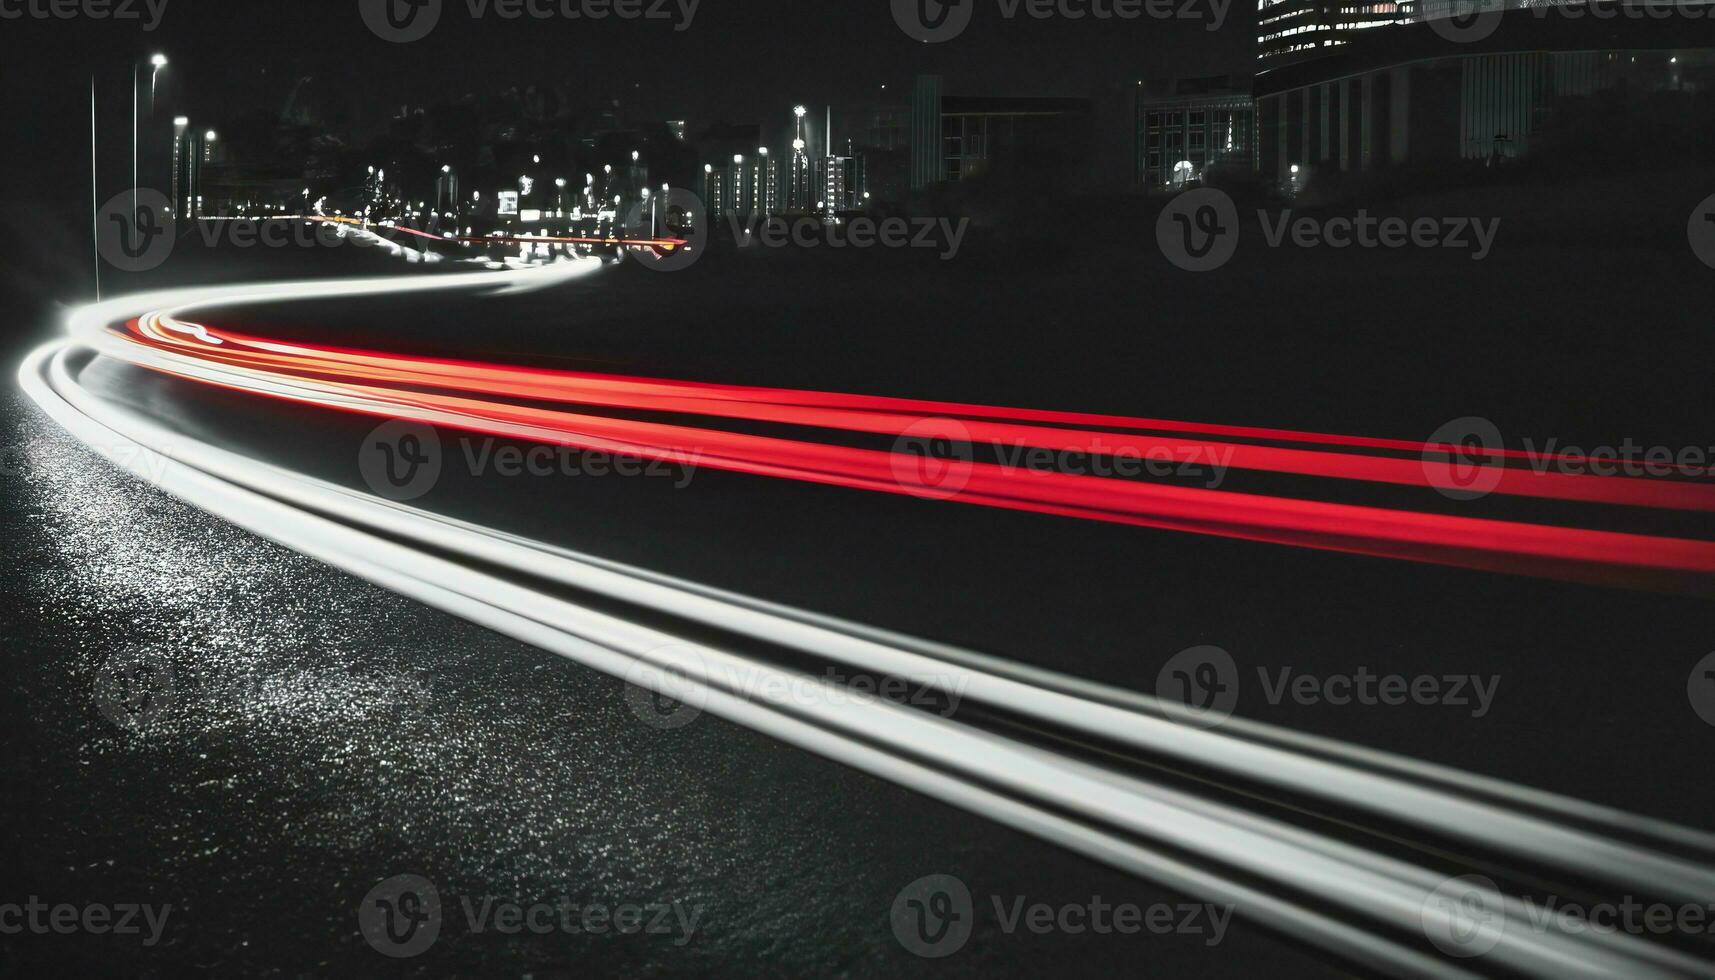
[0,0,1254,204]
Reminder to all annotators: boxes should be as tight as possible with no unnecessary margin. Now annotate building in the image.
[1255,2,1715,185]
[910,75,1093,189]
[1258,0,1415,67]
[1136,76,1257,190]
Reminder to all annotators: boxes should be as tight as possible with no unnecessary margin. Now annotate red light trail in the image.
[113,310,1715,594]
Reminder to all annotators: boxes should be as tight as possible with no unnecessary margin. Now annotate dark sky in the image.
[0,0,1253,212]
[46,1,1252,112]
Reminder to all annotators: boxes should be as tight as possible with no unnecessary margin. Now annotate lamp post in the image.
[171,116,188,215]
[132,55,167,225]
[149,53,167,114]
[201,131,217,216]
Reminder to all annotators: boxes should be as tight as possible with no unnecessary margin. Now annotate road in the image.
[6,203,1715,976]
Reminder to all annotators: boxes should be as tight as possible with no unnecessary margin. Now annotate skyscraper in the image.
[787,105,815,212]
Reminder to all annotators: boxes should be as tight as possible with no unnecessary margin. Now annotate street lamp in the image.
[149,53,167,113]
[171,116,188,215]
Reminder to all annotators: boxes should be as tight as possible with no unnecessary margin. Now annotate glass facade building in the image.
[1136,80,1258,189]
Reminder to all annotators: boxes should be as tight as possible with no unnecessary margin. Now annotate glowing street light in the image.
[148,53,167,113]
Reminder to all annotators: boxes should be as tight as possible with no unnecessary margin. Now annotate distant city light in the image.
[205,131,218,141]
